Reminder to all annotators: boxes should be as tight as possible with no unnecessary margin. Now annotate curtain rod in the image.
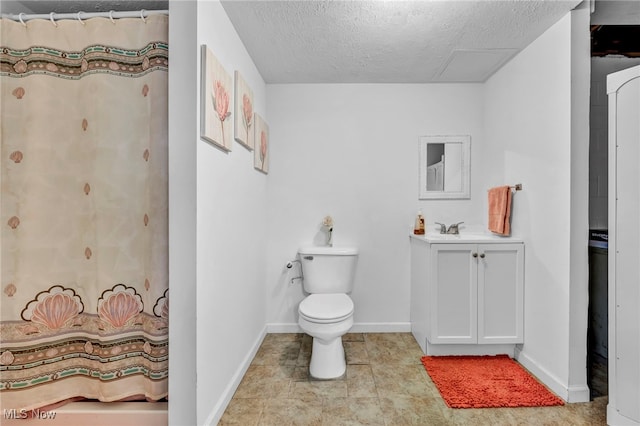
[1,9,168,24]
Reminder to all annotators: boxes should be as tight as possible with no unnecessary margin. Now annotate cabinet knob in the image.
[472,253,478,258]
[480,253,486,259]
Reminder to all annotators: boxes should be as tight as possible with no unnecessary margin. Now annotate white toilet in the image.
[297,245,358,379]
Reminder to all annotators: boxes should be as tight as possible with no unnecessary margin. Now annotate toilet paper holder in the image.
[286,259,302,284]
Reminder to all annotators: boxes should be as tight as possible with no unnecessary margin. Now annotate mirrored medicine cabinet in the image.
[418,135,470,199]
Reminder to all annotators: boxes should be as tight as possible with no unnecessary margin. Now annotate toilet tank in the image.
[298,246,358,294]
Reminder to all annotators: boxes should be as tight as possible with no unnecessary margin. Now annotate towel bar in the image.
[487,184,522,191]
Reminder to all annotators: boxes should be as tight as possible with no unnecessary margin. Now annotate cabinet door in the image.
[430,244,477,343]
[612,71,640,423]
[477,243,524,344]
[410,239,430,353]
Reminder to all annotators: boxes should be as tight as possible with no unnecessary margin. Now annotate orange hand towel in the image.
[488,186,512,235]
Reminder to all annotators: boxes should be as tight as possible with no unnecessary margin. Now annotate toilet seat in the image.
[299,293,354,324]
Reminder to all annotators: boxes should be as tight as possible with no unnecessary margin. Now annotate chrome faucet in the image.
[435,222,464,234]
[446,222,464,234]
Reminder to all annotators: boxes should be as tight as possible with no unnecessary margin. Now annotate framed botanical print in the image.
[253,113,269,174]
[234,70,254,150]
[201,45,233,151]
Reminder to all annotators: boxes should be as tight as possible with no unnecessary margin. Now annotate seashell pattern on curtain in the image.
[0,15,168,411]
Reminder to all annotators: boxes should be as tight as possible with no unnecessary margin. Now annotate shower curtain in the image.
[0,14,168,410]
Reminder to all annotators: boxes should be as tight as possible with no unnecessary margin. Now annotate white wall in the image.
[168,2,197,425]
[265,84,485,330]
[195,1,268,424]
[568,3,591,400]
[483,7,590,402]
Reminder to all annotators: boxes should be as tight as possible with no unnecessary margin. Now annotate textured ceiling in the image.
[8,1,633,84]
[590,0,640,24]
[221,0,582,83]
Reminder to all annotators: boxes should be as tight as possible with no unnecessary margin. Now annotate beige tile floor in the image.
[219,333,607,425]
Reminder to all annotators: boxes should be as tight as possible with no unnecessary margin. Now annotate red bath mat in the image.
[421,354,565,408]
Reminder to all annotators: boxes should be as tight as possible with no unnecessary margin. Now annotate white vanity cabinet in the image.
[410,234,524,355]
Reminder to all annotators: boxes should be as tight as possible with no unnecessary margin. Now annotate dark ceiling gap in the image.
[591,25,640,58]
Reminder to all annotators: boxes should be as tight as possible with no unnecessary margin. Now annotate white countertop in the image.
[409,232,523,244]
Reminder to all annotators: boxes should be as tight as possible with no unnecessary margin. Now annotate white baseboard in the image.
[204,325,267,426]
[566,385,590,403]
[266,323,302,333]
[515,348,589,403]
[351,322,411,333]
[266,322,411,334]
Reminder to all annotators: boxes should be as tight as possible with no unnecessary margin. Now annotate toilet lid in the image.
[299,294,354,322]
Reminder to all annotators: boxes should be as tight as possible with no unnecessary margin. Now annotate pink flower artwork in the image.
[243,95,253,139]
[201,46,233,151]
[213,81,230,121]
[212,80,231,146]
[260,131,267,166]
[233,70,255,150]
[253,113,269,174]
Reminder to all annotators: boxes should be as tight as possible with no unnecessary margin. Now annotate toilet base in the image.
[309,337,346,380]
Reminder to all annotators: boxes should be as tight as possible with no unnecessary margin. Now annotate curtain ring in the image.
[77,11,85,25]
[49,12,58,27]
[18,12,27,27]
[140,9,147,23]
[109,10,116,24]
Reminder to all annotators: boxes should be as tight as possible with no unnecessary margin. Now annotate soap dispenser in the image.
[413,210,425,235]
